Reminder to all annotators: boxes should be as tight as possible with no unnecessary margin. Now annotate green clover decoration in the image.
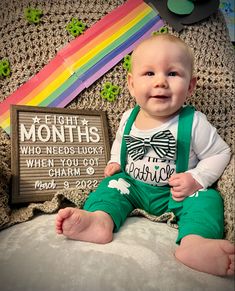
[0,59,11,78]
[123,55,131,72]
[66,18,86,37]
[24,7,43,24]
[101,82,120,102]
[152,26,168,36]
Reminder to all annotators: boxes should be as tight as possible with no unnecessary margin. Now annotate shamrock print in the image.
[108,178,131,195]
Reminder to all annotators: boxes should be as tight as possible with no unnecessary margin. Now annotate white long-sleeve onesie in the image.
[109,108,231,189]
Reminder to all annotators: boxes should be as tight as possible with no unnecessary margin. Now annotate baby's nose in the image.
[153,74,168,88]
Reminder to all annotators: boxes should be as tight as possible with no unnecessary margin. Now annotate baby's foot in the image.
[55,207,114,244]
[175,235,235,276]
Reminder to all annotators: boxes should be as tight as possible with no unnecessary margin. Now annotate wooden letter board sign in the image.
[11,105,110,204]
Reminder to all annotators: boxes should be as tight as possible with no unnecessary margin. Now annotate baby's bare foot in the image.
[175,235,235,276]
[55,207,114,244]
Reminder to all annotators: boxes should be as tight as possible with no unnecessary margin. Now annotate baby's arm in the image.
[169,173,203,201]
[169,111,230,201]
[104,109,132,177]
[187,112,231,188]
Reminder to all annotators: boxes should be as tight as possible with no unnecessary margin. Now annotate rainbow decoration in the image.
[0,0,164,134]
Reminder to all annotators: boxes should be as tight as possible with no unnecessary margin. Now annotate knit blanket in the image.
[0,0,234,242]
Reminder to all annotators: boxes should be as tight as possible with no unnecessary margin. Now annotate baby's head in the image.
[130,34,195,76]
[128,34,197,120]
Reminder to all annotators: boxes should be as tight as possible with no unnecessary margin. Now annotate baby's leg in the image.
[55,207,114,244]
[175,235,235,276]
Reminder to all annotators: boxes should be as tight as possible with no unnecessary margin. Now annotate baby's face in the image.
[128,38,196,119]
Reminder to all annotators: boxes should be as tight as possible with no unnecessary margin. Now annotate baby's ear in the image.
[127,72,135,97]
[188,76,197,96]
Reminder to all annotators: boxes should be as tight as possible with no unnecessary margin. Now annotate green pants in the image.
[84,106,224,243]
[84,171,224,243]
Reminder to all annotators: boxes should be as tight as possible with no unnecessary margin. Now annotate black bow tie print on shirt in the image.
[124,130,176,161]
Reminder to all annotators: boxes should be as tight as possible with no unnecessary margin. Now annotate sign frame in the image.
[10,105,110,204]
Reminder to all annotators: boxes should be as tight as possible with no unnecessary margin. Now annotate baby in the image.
[56,34,235,276]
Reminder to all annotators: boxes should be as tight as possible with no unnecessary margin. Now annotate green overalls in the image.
[84,106,224,244]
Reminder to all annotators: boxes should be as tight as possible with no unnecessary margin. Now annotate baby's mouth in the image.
[151,95,170,99]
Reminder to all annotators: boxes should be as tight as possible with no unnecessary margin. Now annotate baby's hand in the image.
[104,162,121,177]
[168,173,203,201]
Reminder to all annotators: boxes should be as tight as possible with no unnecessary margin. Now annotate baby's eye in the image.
[168,71,177,76]
[145,71,154,76]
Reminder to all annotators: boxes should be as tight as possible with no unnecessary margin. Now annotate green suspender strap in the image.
[120,105,195,174]
[120,105,140,172]
[175,105,195,173]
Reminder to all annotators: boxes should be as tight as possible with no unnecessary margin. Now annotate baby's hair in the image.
[131,33,195,76]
